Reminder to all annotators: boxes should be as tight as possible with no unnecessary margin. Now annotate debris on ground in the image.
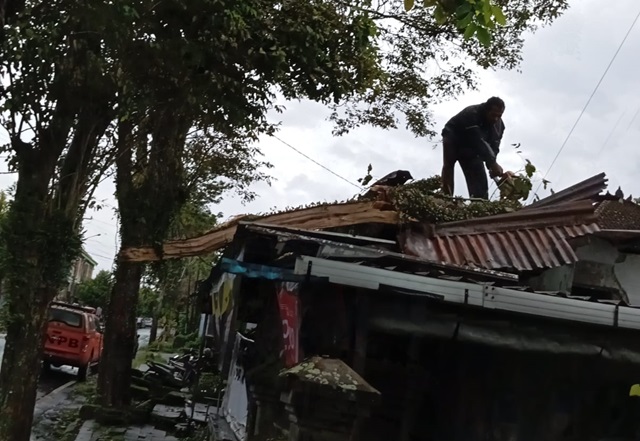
[30,351,222,441]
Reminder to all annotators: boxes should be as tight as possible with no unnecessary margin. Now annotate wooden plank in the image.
[119,201,399,262]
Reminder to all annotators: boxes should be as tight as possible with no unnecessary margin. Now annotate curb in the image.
[47,380,77,398]
[31,379,78,440]
[34,379,77,409]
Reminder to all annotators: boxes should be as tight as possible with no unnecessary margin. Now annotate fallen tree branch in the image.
[118,201,400,262]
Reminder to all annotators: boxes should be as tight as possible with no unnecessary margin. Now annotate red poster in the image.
[276,282,300,368]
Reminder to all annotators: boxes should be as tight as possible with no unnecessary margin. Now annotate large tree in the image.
[99,0,569,408]
[97,0,382,408]
[0,0,120,437]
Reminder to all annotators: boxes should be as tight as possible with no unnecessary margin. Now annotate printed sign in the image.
[210,273,236,352]
[276,282,300,367]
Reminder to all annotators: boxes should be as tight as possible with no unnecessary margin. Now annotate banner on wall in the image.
[210,272,236,352]
[276,282,300,368]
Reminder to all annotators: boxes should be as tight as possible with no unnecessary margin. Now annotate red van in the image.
[42,302,103,380]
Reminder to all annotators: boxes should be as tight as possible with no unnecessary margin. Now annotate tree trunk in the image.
[0,293,50,441]
[0,155,79,441]
[97,260,143,407]
[98,104,189,408]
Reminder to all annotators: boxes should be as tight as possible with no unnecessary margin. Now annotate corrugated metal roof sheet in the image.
[396,187,603,272]
[432,200,596,236]
[399,224,600,272]
[525,173,608,209]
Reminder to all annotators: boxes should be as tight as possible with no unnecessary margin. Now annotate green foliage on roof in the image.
[387,175,521,223]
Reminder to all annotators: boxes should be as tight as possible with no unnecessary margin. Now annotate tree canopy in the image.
[75,270,113,310]
[328,0,569,138]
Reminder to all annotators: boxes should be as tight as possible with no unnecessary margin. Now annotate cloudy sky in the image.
[2,0,640,272]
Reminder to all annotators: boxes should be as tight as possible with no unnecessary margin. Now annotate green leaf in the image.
[457,12,473,30]
[524,160,536,178]
[404,0,415,11]
[434,5,447,24]
[482,0,493,18]
[463,22,477,40]
[423,0,437,6]
[455,3,472,19]
[476,26,491,46]
[492,5,507,25]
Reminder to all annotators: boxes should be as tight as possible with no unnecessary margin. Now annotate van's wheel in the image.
[77,365,88,381]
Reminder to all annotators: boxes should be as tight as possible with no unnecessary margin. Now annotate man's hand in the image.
[488,162,503,179]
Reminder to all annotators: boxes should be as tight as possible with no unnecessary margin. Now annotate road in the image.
[0,328,152,399]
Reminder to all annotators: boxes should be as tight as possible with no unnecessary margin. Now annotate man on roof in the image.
[441,96,506,200]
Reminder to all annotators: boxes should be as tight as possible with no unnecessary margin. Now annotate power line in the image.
[272,135,363,190]
[535,6,640,195]
[627,105,640,132]
[596,108,627,155]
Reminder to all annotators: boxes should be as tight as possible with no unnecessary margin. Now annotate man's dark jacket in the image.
[442,103,505,166]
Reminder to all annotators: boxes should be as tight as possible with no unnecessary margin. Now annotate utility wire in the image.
[627,105,640,132]
[272,135,363,190]
[535,6,640,195]
[596,109,627,156]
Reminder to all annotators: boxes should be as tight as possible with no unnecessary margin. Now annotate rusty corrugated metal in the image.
[400,224,600,271]
[525,173,608,209]
[433,200,596,236]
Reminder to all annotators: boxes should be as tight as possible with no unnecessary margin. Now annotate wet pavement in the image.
[0,328,152,400]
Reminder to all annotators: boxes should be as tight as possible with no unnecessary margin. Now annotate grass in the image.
[72,376,98,402]
[147,340,175,353]
[132,346,157,369]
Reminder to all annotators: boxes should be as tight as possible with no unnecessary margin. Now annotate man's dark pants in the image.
[442,137,489,199]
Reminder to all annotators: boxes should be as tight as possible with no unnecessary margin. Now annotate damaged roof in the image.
[525,172,608,209]
[120,171,640,275]
[399,223,599,272]
[397,189,604,272]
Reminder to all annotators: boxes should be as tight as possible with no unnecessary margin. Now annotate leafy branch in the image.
[404,0,507,46]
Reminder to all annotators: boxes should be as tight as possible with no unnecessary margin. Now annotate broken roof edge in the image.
[239,223,519,282]
[118,200,399,262]
[117,173,609,263]
[432,199,597,236]
[525,172,607,209]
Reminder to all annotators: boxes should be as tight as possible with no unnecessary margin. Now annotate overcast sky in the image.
[2,0,640,272]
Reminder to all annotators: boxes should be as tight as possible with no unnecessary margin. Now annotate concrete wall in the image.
[574,237,640,305]
[523,265,575,293]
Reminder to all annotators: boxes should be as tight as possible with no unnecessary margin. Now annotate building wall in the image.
[360,335,640,441]
[522,265,575,293]
[221,333,250,441]
[574,237,640,305]
[58,250,97,301]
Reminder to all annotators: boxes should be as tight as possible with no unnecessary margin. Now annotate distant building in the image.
[58,248,98,301]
